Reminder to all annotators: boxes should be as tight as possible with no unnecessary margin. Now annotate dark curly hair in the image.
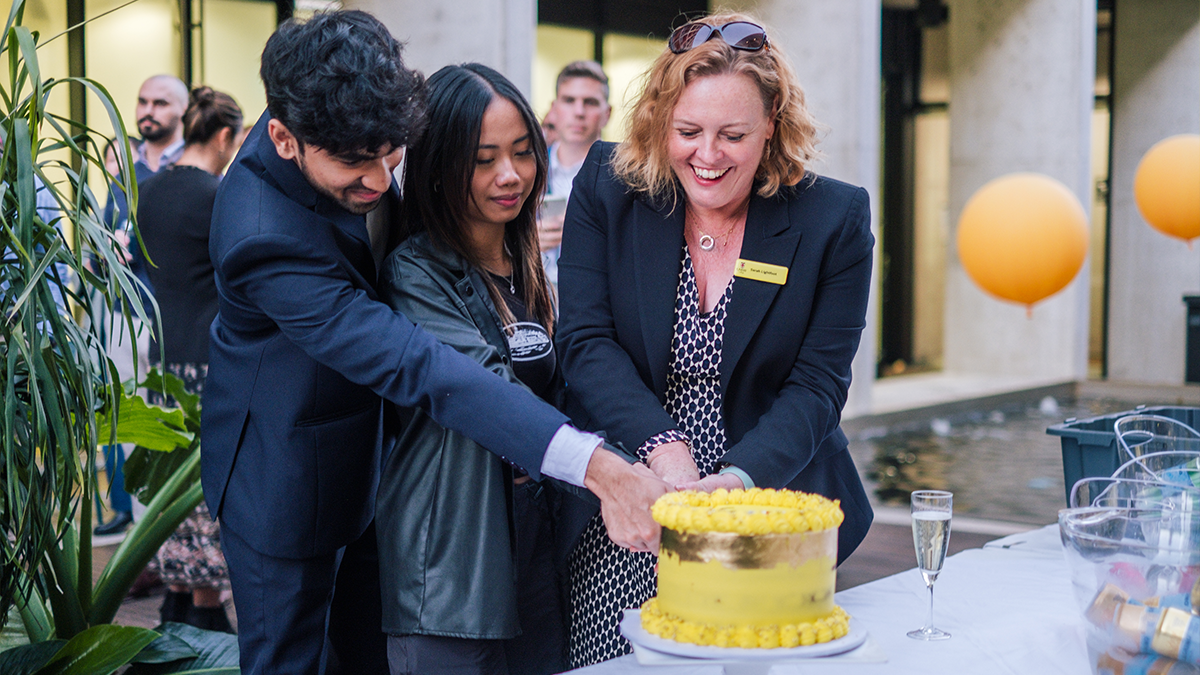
[259,10,426,154]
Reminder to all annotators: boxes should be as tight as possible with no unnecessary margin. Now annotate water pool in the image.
[843,394,1159,526]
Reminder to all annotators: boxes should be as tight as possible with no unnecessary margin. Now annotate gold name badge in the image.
[734,259,789,285]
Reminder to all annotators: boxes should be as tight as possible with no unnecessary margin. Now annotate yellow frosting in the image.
[640,597,851,648]
[651,488,844,535]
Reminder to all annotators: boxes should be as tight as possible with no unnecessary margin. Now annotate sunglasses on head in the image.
[668,21,769,54]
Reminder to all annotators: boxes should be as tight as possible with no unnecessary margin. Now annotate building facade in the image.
[27,0,1200,416]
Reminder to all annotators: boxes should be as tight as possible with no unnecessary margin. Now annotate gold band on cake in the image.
[661,527,837,568]
[657,527,837,625]
[642,488,850,649]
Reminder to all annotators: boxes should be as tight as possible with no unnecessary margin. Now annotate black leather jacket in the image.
[375,232,566,639]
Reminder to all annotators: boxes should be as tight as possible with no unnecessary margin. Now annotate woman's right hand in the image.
[645,440,701,490]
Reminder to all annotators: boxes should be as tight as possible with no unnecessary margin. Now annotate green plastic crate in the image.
[1045,405,1200,505]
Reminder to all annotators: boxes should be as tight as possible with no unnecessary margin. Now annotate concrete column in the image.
[344,0,536,98]
[1106,0,1200,385]
[728,0,883,418]
[943,0,1095,380]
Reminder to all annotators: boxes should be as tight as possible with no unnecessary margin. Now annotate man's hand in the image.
[584,446,669,554]
[537,213,565,252]
[676,472,746,493]
[645,440,700,489]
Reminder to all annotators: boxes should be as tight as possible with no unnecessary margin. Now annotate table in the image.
[569,525,1092,675]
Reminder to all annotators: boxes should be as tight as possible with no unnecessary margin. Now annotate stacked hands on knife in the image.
[588,438,745,555]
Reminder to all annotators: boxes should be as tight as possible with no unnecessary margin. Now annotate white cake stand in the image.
[620,609,869,675]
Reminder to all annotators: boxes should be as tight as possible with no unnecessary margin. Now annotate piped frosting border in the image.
[640,597,851,648]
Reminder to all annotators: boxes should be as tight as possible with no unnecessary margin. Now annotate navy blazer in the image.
[202,113,569,559]
[557,142,874,562]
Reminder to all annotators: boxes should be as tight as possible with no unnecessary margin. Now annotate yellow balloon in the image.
[957,173,1089,309]
[1134,134,1200,242]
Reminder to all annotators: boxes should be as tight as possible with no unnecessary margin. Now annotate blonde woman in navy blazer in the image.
[555,12,875,666]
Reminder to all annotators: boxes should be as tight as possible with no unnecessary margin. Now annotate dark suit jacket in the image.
[557,142,875,562]
[201,113,569,559]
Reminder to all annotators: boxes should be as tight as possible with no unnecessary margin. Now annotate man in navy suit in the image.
[202,11,667,674]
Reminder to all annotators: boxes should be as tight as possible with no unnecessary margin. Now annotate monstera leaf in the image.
[126,623,239,674]
[117,370,201,505]
[0,626,157,675]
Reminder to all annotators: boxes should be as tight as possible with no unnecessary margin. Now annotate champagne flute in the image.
[907,490,952,641]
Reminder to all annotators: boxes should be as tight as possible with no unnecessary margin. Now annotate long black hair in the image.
[400,63,554,335]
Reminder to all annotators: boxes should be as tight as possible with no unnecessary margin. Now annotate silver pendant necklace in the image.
[690,208,740,252]
[695,223,738,251]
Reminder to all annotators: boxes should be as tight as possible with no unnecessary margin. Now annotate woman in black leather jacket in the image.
[376,63,566,675]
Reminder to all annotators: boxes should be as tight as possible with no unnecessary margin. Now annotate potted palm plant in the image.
[0,2,238,671]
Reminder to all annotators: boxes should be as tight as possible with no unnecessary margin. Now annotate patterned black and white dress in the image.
[568,247,731,667]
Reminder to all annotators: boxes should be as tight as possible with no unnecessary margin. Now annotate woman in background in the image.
[376,63,566,675]
[138,85,244,632]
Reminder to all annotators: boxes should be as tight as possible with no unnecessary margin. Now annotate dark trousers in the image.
[222,521,388,675]
[387,635,506,675]
[101,444,131,512]
[386,481,566,675]
[507,480,566,674]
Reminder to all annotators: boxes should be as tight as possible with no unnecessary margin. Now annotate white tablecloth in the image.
[569,525,1092,675]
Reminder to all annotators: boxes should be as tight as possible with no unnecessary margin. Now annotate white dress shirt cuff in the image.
[541,424,603,487]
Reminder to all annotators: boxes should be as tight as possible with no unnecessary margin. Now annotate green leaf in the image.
[122,445,196,505]
[108,369,202,505]
[0,640,66,675]
[89,478,203,625]
[127,631,197,664]
[96,393,192,452]
[12,27,39,106]
[4,0,26,43]
[32,625,158,675]
[0,604,31,651]
[139,371,200,425]
[125,623,238,674]
[0,2,170,639]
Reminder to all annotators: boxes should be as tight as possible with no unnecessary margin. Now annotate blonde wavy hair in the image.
[611,12,821,203]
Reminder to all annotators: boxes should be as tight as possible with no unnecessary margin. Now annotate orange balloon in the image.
[957,173,1089,309]
[1134,134,1200,242]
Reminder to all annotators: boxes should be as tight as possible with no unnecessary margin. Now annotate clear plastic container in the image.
[1060,506,1200,673]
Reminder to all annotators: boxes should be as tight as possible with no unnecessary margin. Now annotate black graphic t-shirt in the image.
[488,272,556,401]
